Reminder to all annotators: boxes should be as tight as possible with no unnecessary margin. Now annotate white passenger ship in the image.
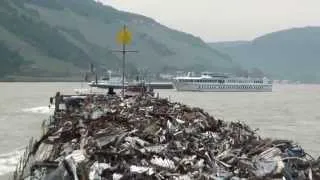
[173,72,272,92]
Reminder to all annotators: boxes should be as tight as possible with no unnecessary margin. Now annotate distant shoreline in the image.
[0,76,84,82]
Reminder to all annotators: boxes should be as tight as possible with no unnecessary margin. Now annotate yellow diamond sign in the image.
[116,26,132,45]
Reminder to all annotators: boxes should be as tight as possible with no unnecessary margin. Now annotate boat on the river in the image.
[88,71,173,89]
[172,72,273,92]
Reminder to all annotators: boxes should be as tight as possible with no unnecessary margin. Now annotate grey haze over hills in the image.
[209,26,320,83]
[0,0,240,81]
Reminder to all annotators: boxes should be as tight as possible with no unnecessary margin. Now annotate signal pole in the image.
[112,25,138,97]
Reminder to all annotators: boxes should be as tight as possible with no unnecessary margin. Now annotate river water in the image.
[0,82,319,176]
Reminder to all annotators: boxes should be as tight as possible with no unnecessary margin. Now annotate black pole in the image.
[122,25,126,97]
[111,24,138,97]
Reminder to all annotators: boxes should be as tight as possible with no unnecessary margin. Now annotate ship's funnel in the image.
[90,63,94,73]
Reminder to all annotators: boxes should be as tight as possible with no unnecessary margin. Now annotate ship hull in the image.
[173,83,272,92]
[89,82,173,89]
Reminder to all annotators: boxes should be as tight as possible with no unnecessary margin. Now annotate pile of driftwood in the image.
[13,93,320,180]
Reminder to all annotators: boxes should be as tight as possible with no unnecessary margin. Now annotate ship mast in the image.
[112,25,138,97]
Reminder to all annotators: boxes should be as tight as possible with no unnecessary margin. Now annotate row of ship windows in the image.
[178,79,263,83]
[198,85,265,89]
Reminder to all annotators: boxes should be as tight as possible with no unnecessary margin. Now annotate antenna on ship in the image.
[111,25,138,97]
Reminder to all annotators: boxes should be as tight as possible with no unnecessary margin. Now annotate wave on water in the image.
[0,148,25,176]
[22,106,54,114]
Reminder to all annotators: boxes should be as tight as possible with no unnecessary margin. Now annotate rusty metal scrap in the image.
[14,92,320,180]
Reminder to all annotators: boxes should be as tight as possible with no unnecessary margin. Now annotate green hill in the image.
[209,27,320,83]
[0,0,238,81]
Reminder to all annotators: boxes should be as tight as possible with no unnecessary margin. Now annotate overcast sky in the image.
[98,0,320,42]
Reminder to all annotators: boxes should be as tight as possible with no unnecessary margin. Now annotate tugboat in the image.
[88,71,173,90]
[88,71,129,89]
